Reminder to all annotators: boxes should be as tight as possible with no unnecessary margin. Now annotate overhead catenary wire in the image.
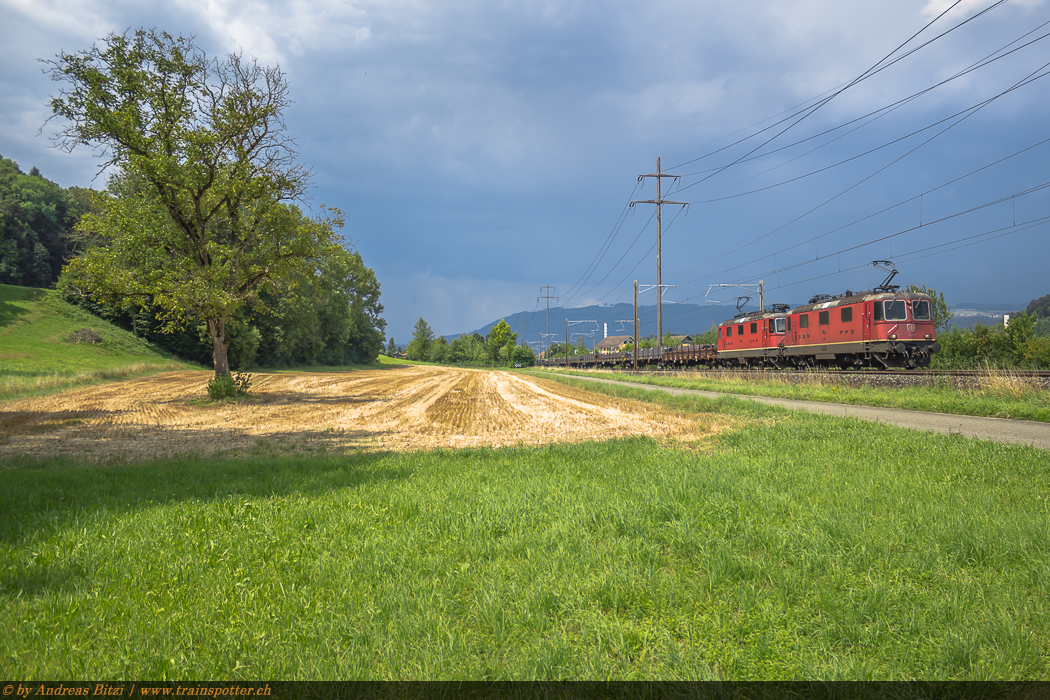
[665,181,1050,312]
[671,19,1050,192]
[672,134,1050,285]
[657,213,1050,326]
[561,1,1043,329]
[667,0,1000,183]
[559,175,646,305]
[669,61,1050,283]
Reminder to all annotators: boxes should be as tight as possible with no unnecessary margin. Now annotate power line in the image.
[672,20,1050,190]
[671,135,1050,285]
[567,1,1039,325]
[671,25,1050,205]
[670,181,1050,307]
[559,177,644,305]
[669,62,1050,283]
[667,0,988,183]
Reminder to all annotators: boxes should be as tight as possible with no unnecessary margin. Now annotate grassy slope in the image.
[1,385,1047,680]
[0,283,194,399]
[534,367,1050,423]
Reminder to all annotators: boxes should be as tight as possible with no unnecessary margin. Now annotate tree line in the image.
[2,29,387,381]
[932,294,1050,369]
[0,155,92,288]
[399,318,537,367]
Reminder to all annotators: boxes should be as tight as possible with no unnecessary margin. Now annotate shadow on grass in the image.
[0,448,412,551]
[0,444,414,600]
[0,298,31,328]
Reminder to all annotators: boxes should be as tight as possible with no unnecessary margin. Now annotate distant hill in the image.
[447,302,791,351]
[954,302,1028,313]
[945,301,1027,331]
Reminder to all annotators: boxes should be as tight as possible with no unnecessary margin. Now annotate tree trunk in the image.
[207,317,231,378]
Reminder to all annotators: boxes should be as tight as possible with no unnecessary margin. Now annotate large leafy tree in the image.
[250,242,385,367]
[485,319,516,365]
[406,317,434,361]
[47,28,338,378]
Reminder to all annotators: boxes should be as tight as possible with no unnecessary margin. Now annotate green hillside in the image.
[0,283,195,399]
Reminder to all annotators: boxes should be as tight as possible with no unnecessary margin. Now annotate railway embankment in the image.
[640,368,1050,391]
[535,366,1050,424]
[540,371,1050,451]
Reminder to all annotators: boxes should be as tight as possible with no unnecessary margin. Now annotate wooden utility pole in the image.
[538,285,557,358]
[633,280,639,370]
[631,157,686,360]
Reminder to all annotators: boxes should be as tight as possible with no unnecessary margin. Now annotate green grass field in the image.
[3,288,1048,679]
[535,367,1050,423]
[0,283,192,399]
[2,385,1048,679]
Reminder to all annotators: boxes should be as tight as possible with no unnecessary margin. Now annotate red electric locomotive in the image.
[716,262,941,369]
[715,304,791,367]
[538,262,940,370]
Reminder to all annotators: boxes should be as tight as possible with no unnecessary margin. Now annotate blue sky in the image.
[2,0,1048,344]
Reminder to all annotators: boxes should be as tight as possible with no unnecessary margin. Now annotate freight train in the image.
[539,263,941,371]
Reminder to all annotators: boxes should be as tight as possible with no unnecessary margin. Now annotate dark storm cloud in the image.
[1,0,1047,340]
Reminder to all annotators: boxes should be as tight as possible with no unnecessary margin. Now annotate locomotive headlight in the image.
[925,334,932,339]
[889,334,897,340]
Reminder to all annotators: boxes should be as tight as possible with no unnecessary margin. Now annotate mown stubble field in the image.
[0,365,720,460]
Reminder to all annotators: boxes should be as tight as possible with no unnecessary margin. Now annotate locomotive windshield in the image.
[882,300,908,321]
[912,299,931,321]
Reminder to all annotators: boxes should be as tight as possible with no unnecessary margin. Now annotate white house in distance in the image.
[595,335,632,354]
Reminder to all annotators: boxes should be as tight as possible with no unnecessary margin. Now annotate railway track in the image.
[612,368,1050,379]
[540,366,1050,390]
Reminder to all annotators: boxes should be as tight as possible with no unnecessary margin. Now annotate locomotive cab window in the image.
[818,310,829,326]
[799,314,809,329]
[776,317,786,334]
[769,318,786,334]
[840,307,853,323]
[882,300,908,321]
[725,326,732,337]
[750,322,757,334]
[912,300,931,321]
[786,317,792,331]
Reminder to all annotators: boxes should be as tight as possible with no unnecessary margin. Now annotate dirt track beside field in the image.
[0,366,717,460]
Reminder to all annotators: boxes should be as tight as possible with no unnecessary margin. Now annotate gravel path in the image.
[557,374,1050,451]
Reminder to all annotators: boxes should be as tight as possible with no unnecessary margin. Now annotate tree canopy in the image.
[48,28,341,377]
[406,317,435,361]
[0,156,94,288]
[485,319,516,363]
[1027,294,1050,320]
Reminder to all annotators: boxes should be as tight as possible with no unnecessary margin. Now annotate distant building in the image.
[595,335,632,354]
